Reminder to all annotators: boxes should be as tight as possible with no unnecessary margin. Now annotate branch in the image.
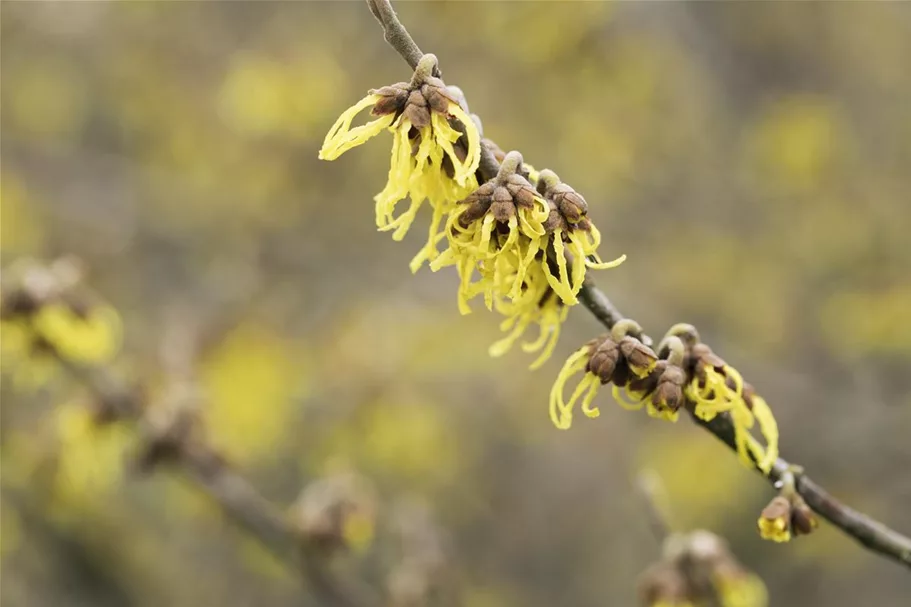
[55,359,380,607]
[368,0,911,571]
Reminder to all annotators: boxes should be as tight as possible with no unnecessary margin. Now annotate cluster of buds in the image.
[319,55,625,369]
[639,530,768,607]
[550,322,780,475]
[757,473,818,543]
[289,471,377,555]
[0,257,122,388]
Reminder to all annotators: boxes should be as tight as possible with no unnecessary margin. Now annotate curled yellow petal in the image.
[319,94,394,160]
[446,102,481,185]
[548,346,590,430]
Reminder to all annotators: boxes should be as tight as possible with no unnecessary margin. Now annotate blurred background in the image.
[2,1,910,606]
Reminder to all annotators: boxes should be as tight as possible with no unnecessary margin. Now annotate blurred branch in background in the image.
[636,471,768,607]
[367,0,911,571]
[0,258,447,607]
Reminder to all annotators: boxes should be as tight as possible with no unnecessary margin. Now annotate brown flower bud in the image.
[542,199,569,233]
[619,336,659,378]
[790,497,819,536]
[587,337,621,383]
[370,82,410,115]
[420,81,452,114]
[490,199,515,223]
[691,343,726,373]
[503,173,537,209]
[652,365,686,411]
[552,184,588,224]
[628,360,664,394]
[611,358,633,387]
[758,496,792,542]
[458,183,495,224]
[403,89,431,128]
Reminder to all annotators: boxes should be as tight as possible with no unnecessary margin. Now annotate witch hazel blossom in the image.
[319,55,625,369]
[319,54,481,268]
[549,322,780,476]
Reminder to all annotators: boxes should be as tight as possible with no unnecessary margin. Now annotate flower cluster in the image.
[320,55,624,367]
[0,258,122,388]
[319,53,480,271]
[757,489,818,543]
[639,530,768,607]
[550,322,779,474]
[289,471,377,554]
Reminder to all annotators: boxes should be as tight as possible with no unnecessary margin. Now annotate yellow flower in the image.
[319,54,481,266]
[716,573,768,607]
[749,394,779,473]
[757,516,791,543]
[32,302,122,363]
[536,170,626,304]
[549,344,602,430]
[549,322,659,429]
[669,326,780,475]
[488,263,569,370]
[757,496,792,543]
[53,402,132,509]
[430,152,549,314]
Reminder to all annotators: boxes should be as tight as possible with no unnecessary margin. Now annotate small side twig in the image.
[368,0,911,571]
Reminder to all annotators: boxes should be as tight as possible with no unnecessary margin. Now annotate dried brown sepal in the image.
[611,358,633,387]
[690,343,726,373]
[542,199,569,234]
[760,495,792,535]
[402,89,431,128]
[457,154,537,227]
[370,82,411,115]
[535,170,593,233]
[420,77,458,114]
[791,497,819,536]
[457,182,495,224]
[628,360,665,395]
[551,184,589,224]
[586,337,621,383]
[619,336,659,378]
[503,173,537,209]
[652,364,686,412]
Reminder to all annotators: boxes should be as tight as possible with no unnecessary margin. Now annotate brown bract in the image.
[586,335,621,383]
[457,172,538,227]
[760,495,791,525]
[370,75,458,129]
[583,333,660,386]
[791,498,819,536]
[536,175,593,235]
[620,336,659,377]
[653,364,687,412]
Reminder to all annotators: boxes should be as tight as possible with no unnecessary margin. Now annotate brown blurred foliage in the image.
[2,2,910,606]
